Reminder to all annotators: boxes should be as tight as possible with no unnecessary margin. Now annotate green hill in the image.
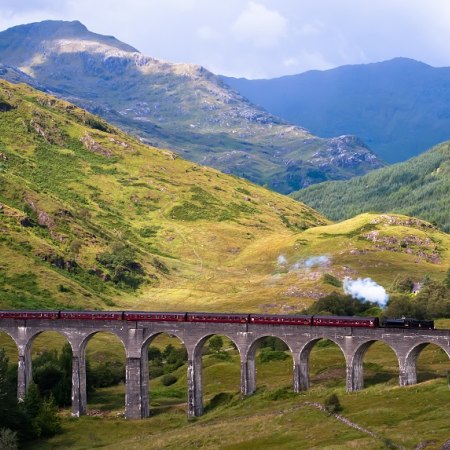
[0,79,332,311]
[293,142,450,233]
[0,80,448,313]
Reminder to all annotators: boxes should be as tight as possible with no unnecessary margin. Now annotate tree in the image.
[444,267,450,289]
[96,242,145,288]
[390,275,414,293]
[324,393,342,414]
[0,350,20,430]
[208,336,224,353]
[32,395,61,438]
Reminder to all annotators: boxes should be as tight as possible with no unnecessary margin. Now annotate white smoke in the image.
[343,277,389,307]
[277,255,288,266]
[291,255,330,271]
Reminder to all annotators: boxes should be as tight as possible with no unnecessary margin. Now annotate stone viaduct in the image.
[0,316,449,420]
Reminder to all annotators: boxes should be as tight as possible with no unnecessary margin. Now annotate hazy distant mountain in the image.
[292,141,450,232]
[0,20,384,194]
[222,58,450,163]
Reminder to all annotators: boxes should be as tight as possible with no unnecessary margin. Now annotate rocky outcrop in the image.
[80,133,112,157]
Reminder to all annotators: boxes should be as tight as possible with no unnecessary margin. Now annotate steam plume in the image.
[343,277,389,307]
[277,255,288,265]
[291,255,330,270]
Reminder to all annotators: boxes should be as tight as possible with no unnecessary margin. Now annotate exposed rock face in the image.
[80,133,112,157]
[0,20,384,194]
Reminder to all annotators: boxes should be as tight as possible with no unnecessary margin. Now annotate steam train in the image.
[0,310,435,329]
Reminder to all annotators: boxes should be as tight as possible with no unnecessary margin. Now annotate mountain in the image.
[0,20,384,194]
[222,58,450,163]
[1,80,448,313]
[292,141,450,232]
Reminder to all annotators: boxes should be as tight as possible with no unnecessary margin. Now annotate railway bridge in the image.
[0,316,449,419]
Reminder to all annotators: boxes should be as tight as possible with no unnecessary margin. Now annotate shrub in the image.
[322,273,342,287]
[0,428,18,450]
[161,374,177,386]
[324,393,342,414]
[208,336,224,353]
[90,361,125,388]
[205,392,233,412]
[32,395,61,438]
[96,242,145,288]
[149,366,164,379]
[259,337,288,351]
[259,348,289,363]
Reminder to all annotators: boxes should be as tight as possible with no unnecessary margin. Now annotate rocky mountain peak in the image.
[0,20,384,194]
[0,20,138,68]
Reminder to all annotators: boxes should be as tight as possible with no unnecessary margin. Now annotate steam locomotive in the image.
[0,310,435,329]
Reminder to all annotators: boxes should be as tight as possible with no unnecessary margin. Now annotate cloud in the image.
[231,1,287,48]
[197,25,222,41]
[2,0,450,78]
[343,277,389,307]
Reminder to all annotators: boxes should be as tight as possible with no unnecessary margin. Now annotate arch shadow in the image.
[298,337,347,391]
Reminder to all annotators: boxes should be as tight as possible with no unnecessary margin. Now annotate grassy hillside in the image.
[293,142,450,233]
[0,79,331,311]
[0,80,449,313]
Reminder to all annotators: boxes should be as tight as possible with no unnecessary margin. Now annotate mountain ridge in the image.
[0,20,383,194]
[222,57,450,163]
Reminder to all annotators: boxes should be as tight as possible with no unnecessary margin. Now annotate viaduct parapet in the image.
[1,317,449,419]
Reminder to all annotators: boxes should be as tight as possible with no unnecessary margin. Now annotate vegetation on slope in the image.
[0,80,449,313]
[293,142,450,232]
[0,79,330,311]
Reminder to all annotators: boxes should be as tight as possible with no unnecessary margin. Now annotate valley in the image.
[0,15,449,450]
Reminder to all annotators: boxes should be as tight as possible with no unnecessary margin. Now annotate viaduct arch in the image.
[1,315,449,420]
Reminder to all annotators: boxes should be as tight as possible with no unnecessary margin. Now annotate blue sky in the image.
[1,0,450,78]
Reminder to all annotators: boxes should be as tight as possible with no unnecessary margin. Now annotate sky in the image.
[1,0,450,79]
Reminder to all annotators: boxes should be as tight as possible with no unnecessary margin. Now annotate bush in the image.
[149,366,164,379]
[32,396,61,438]
[322,273,342,287]
[324,393,342,414]
[161,374,177,386]
[208,336,224,353]
[90,361,125,388]
[258,337,288,351]
[205,392,233,412]
[258,348,289,363]
[390,275,414,293]
[96,242,145,288]
[306,292,377,316]
[0,428,18,450]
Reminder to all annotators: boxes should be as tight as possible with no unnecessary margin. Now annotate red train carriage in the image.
[312,316,379,328]
[0,310,59,320]
[60,311,123,320]
[123,311,187,322]
[186,313,250,323]
[249,314,312,325]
